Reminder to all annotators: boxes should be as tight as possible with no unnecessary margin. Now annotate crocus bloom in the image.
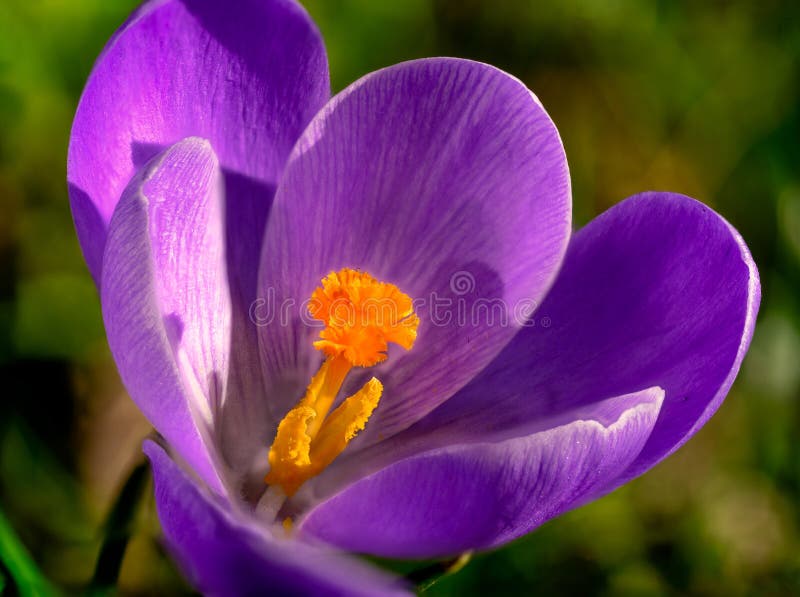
[67,0,760,594]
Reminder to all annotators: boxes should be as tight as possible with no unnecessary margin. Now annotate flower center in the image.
[264,268,419,497]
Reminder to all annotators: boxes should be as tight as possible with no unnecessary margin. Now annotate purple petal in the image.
[393,192,759,482]
[101,138,229,494]
[299,387,663,558]
[215,174,276,485]
[144,441,411,596]
[257,58,571,440]
[68,0,330,281]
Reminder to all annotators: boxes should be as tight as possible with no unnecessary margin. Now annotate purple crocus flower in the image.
[67,0,760,594]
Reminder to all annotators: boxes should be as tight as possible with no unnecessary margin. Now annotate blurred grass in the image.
[1,0,799,594]
[0,506,57,596]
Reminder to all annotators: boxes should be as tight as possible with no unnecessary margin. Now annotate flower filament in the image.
[265,268,419,496]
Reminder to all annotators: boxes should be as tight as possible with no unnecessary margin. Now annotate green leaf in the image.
[87,460,151,595]
[0,506,58,597]
[407,552,472,593]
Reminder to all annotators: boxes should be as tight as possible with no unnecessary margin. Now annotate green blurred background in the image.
[1,0,798,595]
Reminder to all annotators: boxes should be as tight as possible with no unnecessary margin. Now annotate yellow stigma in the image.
[265,268,419,496]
